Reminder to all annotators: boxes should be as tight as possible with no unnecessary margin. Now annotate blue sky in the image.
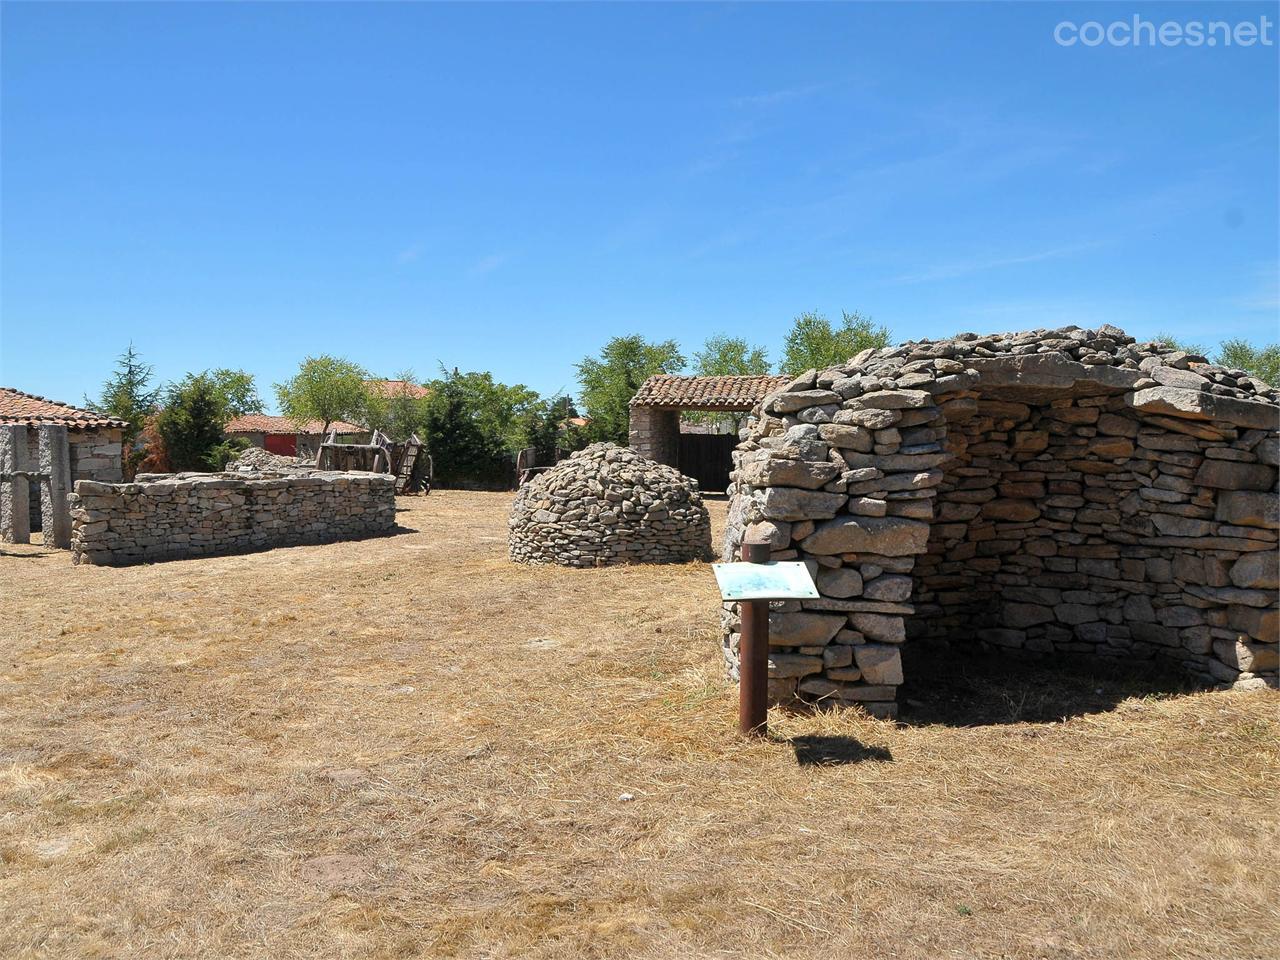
[2,2,1277,410]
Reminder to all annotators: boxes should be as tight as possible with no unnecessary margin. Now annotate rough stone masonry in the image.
[69,470,396,566]
[721,326,1280,718]
[509,442,711,566]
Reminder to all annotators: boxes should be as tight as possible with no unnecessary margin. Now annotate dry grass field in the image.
[2,491,1278,959]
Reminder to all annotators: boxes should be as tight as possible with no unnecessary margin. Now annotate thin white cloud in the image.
[889,240,1105,285]
[731,82,829,109]
[396,243,423,265]
[467,253,507,279]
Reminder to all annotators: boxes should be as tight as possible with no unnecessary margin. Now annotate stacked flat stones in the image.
[509,443,711,567]
[722,325,1279,718]
[70,470,396,565]
[226,446,312,472]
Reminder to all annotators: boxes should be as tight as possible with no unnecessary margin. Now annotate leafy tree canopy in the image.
[780,310,891,375]
[274,355,370,435]
[421,369,511,487]
[155,373,243,472]
[208,368,263,418]
[692,335,770,377]
[576,335,686,445]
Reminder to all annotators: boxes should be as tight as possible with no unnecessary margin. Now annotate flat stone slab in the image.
[1128,387,1279,430]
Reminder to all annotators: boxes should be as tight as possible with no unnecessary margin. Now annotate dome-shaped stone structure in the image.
[509,443,712,567]
[722,325,1279,717]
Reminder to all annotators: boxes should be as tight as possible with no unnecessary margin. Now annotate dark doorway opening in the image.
[677,432,736,493]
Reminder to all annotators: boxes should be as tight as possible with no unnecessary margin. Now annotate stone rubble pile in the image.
[509,443,711,567]
[70,470,396,566]
[722,326,1279,718]
[226,446,312,472]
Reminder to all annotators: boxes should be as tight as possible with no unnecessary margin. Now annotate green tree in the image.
[1154,333,1279,386]
[692,335,770,377]
[576,335,686,445]
[518,396,568,466]
[422,370,510,487]
[86,345,161,478]
[444,370,542,451]
[364,371,431,441]
[780,310,891,375]
[208,368,263,417]
[156,373,241,471]
[274,355,370,436]
[1218,339,1280,386]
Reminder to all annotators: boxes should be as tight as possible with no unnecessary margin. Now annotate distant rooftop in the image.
[630,374,791,411]
[365,379,431,399]
[226,414,365,435]
[0,387,129,430]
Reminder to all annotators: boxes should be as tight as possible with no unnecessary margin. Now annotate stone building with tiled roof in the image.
[0,386,127,484]
[225,414,367,459]
[628,374,788,491]
[0,387,129,431]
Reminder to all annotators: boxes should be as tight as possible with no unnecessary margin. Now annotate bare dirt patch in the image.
[2,490,1277,959]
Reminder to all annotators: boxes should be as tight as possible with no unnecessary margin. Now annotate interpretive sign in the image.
[712,560,819,601]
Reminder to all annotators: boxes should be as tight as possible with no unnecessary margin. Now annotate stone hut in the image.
[721,326,1279,718]
[1,388,128,545]
[0,387,127,484]
[509,442,712,567]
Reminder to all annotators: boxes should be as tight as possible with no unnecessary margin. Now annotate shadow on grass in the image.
[789,735,893,767]
[899,641,1210,727]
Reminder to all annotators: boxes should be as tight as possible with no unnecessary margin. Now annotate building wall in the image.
[628,407,680,466]
[70,427,124,483]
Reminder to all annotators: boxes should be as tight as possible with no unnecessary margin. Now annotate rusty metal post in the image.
[738,538,771,737]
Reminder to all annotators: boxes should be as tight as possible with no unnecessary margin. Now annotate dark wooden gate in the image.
[677,433,736,492]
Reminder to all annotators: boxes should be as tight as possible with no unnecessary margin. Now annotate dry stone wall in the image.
[509,443,711,567]
[722,326,1280,718]
[70,470,396,566]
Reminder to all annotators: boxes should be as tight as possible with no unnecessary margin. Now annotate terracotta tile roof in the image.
[226,414,366,435]
[630,374,791,411]
[366,379,431,399]
[0,387,129,430]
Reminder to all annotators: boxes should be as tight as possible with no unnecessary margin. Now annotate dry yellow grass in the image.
[2,490,1277,959]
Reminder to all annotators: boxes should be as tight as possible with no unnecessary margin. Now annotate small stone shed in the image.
[0,387,127,484]
[722,326,1279,717]
[0,388,127,542]
[509,442,711,566]
[225,414,366,459]
[630,375,789,491]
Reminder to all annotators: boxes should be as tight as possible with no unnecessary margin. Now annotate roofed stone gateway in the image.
[629,374,791,491]
[721,326,1280,718]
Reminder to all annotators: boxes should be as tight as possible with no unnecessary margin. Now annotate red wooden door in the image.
[264,433,297,456]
